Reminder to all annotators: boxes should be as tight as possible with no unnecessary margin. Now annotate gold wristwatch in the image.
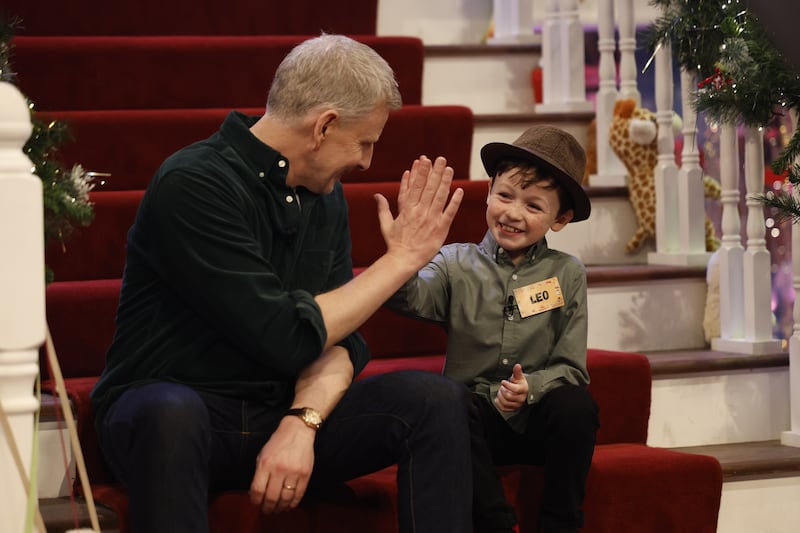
[285,407,324,430]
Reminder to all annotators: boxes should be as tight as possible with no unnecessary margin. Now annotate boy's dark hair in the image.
[491,159,575,217]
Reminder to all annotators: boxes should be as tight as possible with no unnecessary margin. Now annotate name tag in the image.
[513,277,564,318]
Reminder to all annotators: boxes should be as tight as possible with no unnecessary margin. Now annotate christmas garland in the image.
[1,15,95,282]
[646,0,800,223]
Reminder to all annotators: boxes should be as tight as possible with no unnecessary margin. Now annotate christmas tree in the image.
[646,0,800,223]
[1,15,95,282]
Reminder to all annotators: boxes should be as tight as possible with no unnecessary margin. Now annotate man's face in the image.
[302,105,389,194]
[485,170,573,264]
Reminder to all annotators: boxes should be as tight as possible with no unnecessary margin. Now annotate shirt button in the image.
[258,171,265,178]
[285,195,294,203]
[278,159,287,168]
[512,274,518,281]
[498,247,505,254]
[502,358,509,365]
[507,316,513,321]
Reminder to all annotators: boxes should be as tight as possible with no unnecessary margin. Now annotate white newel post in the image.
[649,40,680,260]
[0,83,44,531]
[591,0,627,186]
[538,0,592,113]
[713,123,745,346]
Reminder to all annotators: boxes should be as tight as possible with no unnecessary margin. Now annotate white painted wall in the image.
[377,0,661,43]
[649,369,791,447]
[717,477,800,533]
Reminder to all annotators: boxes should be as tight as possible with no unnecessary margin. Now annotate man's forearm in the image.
[315,252,416,350]
[290,345,354,419]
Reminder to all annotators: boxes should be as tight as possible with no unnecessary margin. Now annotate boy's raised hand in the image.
[495,364,528,412]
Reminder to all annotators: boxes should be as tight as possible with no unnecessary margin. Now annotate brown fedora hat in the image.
[480,124,591,222]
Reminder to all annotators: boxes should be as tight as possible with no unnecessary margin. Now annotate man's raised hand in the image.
[374,155,464,272]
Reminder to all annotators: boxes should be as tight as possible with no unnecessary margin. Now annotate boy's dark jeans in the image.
[471,384,599,533]
[97,370,474,533]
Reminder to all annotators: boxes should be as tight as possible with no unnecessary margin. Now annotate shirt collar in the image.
[220,110,289,188]
[480,231,548,266]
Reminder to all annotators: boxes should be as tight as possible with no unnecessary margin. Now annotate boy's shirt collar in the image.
[480,231,548,266]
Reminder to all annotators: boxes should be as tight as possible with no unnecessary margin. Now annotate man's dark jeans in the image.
[97,370,474,533]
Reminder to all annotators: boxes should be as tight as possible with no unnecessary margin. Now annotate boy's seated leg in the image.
[97,382,213,533]
[469,394,519,533]
[312,370,474,533]
[526,384,598,533]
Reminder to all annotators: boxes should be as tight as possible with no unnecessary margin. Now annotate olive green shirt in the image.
[388,232,589,432]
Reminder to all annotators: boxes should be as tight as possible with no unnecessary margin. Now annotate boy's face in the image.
[486,169,573,264]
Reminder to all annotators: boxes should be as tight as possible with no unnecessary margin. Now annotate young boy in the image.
[388,125,599,533]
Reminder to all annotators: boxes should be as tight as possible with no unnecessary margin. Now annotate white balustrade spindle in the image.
[713,122,745,344]
[537,0,592,114]
[677,68,709,257]
[714,125,781,354]
[649,40,680,260]
[616,0,640,104]
[591,0,627,186]
[490,0,537,44]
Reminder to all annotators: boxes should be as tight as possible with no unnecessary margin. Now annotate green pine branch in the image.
[647,0,800,224]
[1,13,95,283]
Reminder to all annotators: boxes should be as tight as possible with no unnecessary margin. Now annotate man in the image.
[91,34,471,533]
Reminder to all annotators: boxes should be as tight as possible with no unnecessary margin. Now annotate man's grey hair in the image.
[267,34,403,121]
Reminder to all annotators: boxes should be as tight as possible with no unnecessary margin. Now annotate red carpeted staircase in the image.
[6,1,723,531]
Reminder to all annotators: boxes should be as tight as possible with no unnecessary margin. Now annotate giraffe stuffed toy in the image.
[608,98,721,253]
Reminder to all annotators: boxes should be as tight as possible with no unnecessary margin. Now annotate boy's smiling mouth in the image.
[499,223,523,234]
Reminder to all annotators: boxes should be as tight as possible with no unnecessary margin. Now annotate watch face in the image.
[304,408,323,427]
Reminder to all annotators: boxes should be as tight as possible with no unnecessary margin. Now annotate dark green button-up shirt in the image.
[388,232,588,432]
[92,111,369,419]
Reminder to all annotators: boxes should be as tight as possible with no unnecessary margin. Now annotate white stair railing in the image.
[0,82,44,532]
[591,0,633,186]
[643,3,780,356]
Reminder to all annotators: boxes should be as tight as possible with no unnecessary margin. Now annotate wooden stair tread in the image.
[672,440,800,481]
[39,497,120,533]
[586,263,706,285]
[643,348,788,376]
